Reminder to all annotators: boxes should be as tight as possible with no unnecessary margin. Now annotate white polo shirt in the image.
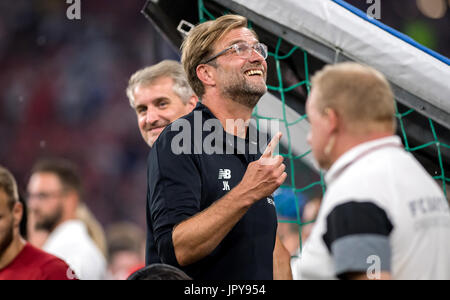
[294,136,450,280]
[43,220,107,280]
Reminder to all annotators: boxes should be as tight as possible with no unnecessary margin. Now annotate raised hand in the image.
[237,132,287,204]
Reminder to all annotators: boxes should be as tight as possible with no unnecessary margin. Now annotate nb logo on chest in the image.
[218,169,231,180]
[219,169,232,191]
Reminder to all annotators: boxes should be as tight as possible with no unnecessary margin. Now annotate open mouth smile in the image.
[244,69,264,76]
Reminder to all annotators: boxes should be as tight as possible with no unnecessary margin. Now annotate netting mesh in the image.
[197,0,449,253]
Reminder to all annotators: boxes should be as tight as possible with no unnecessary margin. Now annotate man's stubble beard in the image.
[34,206,63,232]
[0,220,14,259]
[219,67,267,109]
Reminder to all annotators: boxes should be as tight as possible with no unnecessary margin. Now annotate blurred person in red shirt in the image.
[0,165,77,280]
[105,222,145,280]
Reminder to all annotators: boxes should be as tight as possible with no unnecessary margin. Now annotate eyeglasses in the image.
[202,42,268,65]
[27,190,67,201]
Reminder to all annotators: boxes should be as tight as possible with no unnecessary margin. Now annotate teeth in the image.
[245,70,263,76]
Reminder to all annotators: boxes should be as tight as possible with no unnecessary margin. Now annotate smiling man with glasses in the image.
[145,15,292,280]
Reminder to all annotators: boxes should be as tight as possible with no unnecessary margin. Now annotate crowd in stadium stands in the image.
[0,1,178,230]
[0,1,163,279]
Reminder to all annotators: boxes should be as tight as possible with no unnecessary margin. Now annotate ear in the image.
[196,64,216,88]
[12,202,23,228]
[186,95,198,112]
[325,108,339,133]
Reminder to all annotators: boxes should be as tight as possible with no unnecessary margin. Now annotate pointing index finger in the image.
[262,132,282,158]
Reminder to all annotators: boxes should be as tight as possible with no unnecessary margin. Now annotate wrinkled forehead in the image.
[28,172,63,191]
[213,27,259,51]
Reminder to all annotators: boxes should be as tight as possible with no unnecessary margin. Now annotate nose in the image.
[146,108,160,125]
[248,47,265,63]
[140,108,160,132]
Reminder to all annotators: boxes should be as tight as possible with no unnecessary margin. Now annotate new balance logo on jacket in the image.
[218,169,231,180]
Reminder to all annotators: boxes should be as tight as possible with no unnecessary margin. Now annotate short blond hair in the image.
[181,14,254,97]
[311,62,396,133]
[126,60,194,108]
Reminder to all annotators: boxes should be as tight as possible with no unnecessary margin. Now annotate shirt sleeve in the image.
[148,128,202,267]
[322,201,393,279]
[41,259,79,280]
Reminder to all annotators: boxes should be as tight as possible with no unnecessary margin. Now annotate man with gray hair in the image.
[126,60,198,147]
[127,60,197,267]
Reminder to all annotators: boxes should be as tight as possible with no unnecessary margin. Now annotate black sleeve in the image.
[148,129,202,267]
[322,201,393,279]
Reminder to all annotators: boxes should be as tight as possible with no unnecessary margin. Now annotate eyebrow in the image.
[225,38,258,48]
[135,104,146,112]
[152,97,170,105]
[225,39,247,47]
[135,97,171,112]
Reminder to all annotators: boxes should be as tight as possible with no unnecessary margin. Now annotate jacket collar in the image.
[325,135,403,186]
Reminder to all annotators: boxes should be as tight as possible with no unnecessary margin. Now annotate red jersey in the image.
[0,243,78,280]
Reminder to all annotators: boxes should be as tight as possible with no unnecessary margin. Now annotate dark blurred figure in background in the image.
[27,158,106,279]
[106,222,145,280]
[127,263,192,280]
